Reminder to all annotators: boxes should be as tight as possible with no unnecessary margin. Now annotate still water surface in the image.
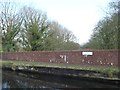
[2,70,118,89]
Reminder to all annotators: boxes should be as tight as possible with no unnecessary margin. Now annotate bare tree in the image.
[0,2,23,52]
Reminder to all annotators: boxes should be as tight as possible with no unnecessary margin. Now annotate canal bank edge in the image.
[1,60,120,81]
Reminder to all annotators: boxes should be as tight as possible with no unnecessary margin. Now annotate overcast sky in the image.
[1,0,110,45]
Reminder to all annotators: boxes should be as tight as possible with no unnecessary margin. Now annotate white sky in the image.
[1,0,110,45]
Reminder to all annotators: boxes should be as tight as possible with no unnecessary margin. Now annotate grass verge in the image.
[1,60,119,79]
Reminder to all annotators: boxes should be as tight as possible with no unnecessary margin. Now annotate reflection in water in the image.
[2,70,119,89]
[2,71,67,88]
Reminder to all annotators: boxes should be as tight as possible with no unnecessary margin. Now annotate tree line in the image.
[0,2,80,52]
[81,0,119,49]
[1,1,119,52]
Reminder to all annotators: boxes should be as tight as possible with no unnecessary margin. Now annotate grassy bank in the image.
[1,60,119,79]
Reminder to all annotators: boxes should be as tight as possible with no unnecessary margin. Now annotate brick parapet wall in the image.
[2,49,119,67]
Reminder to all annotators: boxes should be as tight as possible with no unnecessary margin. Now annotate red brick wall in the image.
[2,50,119,67]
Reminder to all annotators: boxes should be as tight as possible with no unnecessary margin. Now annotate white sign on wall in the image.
[82,51,93,56]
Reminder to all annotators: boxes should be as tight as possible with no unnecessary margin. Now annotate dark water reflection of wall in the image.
[2,70,119,89]
[2,71,67,88]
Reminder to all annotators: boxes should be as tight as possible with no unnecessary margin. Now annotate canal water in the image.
[2,70,119,89]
